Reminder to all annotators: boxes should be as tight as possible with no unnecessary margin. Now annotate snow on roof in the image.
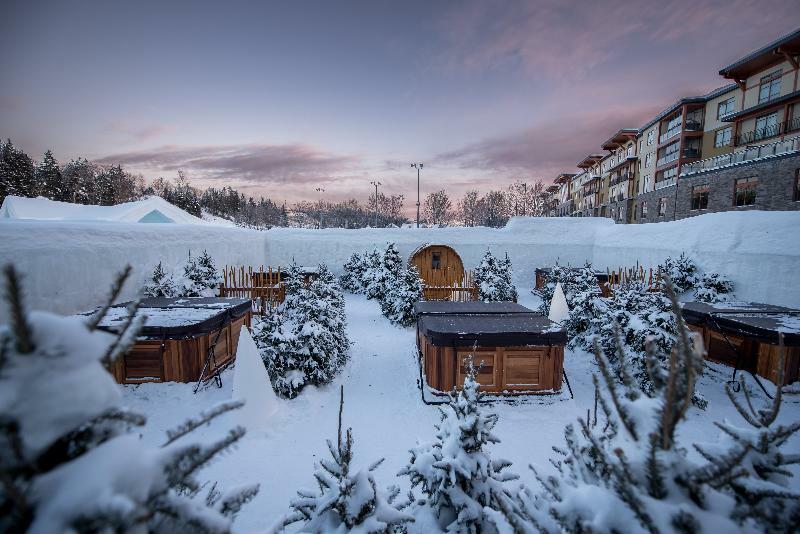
[0,196,207,224]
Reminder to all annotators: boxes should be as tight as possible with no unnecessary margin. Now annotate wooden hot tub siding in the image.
[111,312,251,384]
[420,338,564,393]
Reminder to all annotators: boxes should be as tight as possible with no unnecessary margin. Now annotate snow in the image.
[2,210,799,325]
[232,327,280,430]
[548,282,570,324]
[118,291,800,532]
[776,315,800,333]
[0,195,209,224]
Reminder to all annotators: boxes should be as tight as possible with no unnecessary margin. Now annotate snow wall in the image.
[0,210,798,323]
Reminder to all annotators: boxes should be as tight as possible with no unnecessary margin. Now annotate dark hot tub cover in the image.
[419,313,567,347]
[681,301,800,345]
[414,301,534,316]
[91,297,251,339]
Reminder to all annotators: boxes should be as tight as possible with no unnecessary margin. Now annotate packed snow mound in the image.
[233,326,279,430]
[0,195,207,225]
[548,282,570,324]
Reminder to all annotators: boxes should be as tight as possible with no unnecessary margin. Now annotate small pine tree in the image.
[340,252,366,293]
[0,265,257,532]
[0,139,36,201]
[179,250,221,297]
[35,149,62,200]
[380,266,423,327]
[657,252,699,294]
[694,271,734,303]
[537,262,601,344]
[142,261,178,298]
[281,387,414,532]
[474,249,518,302]
[363,247,385,300]
[399,365,520,532]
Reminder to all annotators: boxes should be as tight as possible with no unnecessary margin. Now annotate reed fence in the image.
[219,265,286,315]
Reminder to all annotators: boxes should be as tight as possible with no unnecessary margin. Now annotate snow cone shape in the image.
[548,282,570,324]
[233,326,279,430]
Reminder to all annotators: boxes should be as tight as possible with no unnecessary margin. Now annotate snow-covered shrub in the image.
[180,249,222,297]
[340,252,366,293]
[362,247,385,300]
[380,266,423,327]
[508,293,800,533]
[0,265,257,533]
[474,249,518,302]
[254,263,349,398]
[694,271,734,303]
[536,262,601,343]
[280,388,414,532]
[399,366,519,532]
[142,261,178,298]
[657,252,699,294]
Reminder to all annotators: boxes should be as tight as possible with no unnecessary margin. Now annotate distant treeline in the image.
[1,138,550,228]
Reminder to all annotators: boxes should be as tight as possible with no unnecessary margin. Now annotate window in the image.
[643,175,651,192]
[431,252,441,270]
[644,153,652,168]
[658,197,667,217]
[734,177,757,206]
[758,70,782,104]
[647,130,655,145]
[691,185,709,210]
[717,97,735,119]
[754,112,779,141]
[714,127,732,148]
[641,201,648,217]
[794,169,800,201]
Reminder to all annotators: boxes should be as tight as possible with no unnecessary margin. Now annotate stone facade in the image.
[630,185,678,224]
[675,152,800,220]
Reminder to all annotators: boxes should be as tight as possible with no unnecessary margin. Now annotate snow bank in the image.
[0,210,798,324]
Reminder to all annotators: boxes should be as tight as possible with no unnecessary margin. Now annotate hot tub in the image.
[416,301,567,394]
[93,297,252,384]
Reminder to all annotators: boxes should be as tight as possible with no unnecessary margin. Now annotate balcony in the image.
[656,151,680,167]
[681,135,800,175]
[654,176,677,190]
[735,117,800,146]
[682,147,701,159]
[659,126,681,144]
[684,119,703,132]
[609,172,631,186]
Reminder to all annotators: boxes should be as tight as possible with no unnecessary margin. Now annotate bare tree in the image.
[507,180,546,217]
[424,190,453,226]
[457,190,480,227]
[477,190,510,227]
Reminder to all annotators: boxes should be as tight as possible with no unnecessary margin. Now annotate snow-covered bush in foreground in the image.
[279,387,413,533]
[507,289,800,533]
[255,263,349,398]
[380,266,423,327]
[474,249,518,302]
[0,265,257,533]
[143,249,222,298]
[399,365,520,532]
[694,271,734,303]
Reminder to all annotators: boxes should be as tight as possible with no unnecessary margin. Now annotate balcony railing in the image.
[735,117,800,146]
[659,126,681,144]
[682,147,701,159]
[609,172,631,186]
[681,135,800,175]
[684,119,703,132]
[654,176,677,190]
[656,151,679,167]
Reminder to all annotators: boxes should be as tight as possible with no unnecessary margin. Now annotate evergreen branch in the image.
[100,299,144,368]
[162,400,244,447]
[593,341,638,441]
[86,265,132,331]
[3,264,34,354]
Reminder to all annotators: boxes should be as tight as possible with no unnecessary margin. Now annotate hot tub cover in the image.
[419,313,567,347]
[414,301,534,316]
[682,301,800,345]
[91,297,251,339]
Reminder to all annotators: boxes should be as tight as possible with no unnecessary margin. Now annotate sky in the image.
[2,0,798,209]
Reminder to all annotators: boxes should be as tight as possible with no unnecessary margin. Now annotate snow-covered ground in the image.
[122,290,800,533]
[1,210,799,324]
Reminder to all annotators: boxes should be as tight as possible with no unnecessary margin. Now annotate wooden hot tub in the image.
[94,297,252,384]
[416,301,567,394]
[682,301,800,386]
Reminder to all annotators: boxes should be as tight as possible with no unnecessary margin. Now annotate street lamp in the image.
[370,180,382,228]
[315,187,325,228]
[411,163,423,228]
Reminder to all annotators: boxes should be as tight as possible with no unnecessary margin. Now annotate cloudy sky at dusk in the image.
[2,0,798,207]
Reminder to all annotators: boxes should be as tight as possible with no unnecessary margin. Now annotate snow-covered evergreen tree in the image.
[179,250,222,297]
[0,265,257,533]
[694,272,734,303]
[363,247,387,300]
[536,262,601,344]
[34,149,62,200]
[0,138,36,201]
[281,387,413,533]
[142,261,179,298]
[510,288,800,533]
[474,249,518,302]
[254,263,349,398]
[399,366,520,532]
[380,266,423,327]
[340,252,366,293]
[657,252,699,294]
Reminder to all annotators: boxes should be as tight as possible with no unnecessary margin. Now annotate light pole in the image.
[411,163,423,227]
[315,187,325,228]
[370,180,381,228]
